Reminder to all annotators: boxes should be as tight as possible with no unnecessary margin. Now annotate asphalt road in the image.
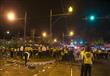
[0,59,110,76]
[36,59,110,76]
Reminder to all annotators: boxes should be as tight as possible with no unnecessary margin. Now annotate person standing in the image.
[83,45,94,76]
[20,46,24,59]
[24,52,30,66]
[41,45,47,57]
[80,47,85,76]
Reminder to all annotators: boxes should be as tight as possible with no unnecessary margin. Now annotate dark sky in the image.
[0,0,110,41]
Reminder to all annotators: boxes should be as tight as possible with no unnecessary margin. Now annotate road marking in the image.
[71,68,73,76]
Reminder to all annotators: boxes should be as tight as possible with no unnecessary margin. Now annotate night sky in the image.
[0,0,110,41]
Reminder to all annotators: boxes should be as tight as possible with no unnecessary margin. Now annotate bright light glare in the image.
[6,31,10,34]
[42,32,47,37]
[69,31,74,36]
[90,15,95,21]
[68,6,73,13]
[7,12,15,21]
[54,39,57,42]
[74,46,77,49]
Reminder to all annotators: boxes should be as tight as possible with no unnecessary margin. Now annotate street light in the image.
[6,11,27,41]
[69,31,74,36]
[62,31,75,44]
[6,30,10,34]
[50,6,73,43]
[42,32,47,37]
[7,11,15,21]
[53,38,57,43]
[68,6,73,13]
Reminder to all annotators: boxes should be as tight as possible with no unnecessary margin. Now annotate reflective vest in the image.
[53,48,56,52]
[24,52,30,60]
[25,47,28,51]
[83,52,93,64]
[80,50,85,60]
[64,49,68,54]
[38,47,41,52]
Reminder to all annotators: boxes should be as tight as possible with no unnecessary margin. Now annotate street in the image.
[37,60,110,76]
[0,58,110,76]
[0,0,110,76]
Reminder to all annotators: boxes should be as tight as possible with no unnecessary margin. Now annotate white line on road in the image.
[71,68,73,76]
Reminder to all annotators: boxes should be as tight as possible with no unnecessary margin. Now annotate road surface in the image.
[0,59,110,76]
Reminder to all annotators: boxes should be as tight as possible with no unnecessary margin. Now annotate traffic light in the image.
[89,15,95,21]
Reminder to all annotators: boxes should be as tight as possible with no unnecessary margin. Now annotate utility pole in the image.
[24,12,27,42]
[50,10,52,43]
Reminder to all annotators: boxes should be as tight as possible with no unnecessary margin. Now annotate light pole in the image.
[50,10,52,42]
[49,6,73,43]
[24,12,27,42]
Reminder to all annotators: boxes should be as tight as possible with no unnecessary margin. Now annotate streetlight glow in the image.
[42,32,47,37]
[69,31,74,36]
[68,6,73,13]
[53,38,57,43]
[7,12,15,21]
[6,30,10,34]
[6,11,27,42]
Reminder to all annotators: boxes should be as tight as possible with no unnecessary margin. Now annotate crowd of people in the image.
[0,43,110,76]
[0,45,76,62]
[0,44,110,61]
